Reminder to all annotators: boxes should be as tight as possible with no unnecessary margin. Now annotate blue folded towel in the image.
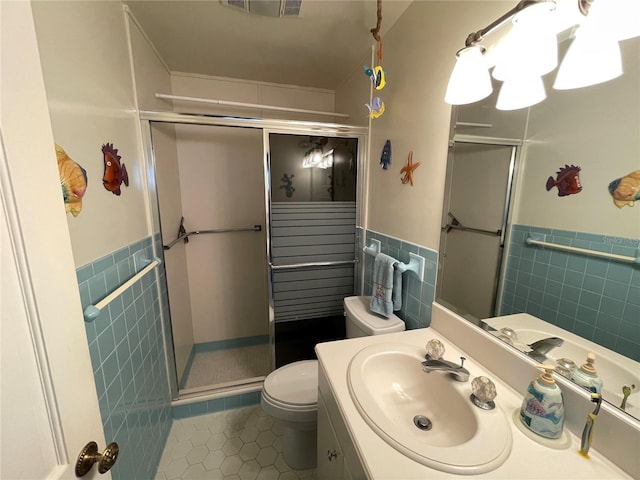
[370,253,402,318]
[393,266,402,311]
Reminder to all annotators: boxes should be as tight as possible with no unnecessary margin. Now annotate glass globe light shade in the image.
[496,75,547,110]
[445,46,493,105]
[492,2,558,81]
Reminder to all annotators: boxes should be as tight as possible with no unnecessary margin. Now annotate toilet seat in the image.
[263,360,318,408]
[261,360,318,424]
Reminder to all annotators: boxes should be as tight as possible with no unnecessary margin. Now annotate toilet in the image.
[261,295,405,470]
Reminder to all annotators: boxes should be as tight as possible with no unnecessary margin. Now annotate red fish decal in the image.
[102,143,129,196]
[546,164,582,197]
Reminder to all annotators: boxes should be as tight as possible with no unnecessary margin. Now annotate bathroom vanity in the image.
[315,303,639,479]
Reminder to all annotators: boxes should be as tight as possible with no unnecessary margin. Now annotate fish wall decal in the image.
[363,65,387,90]
[380,140,391,170]
[102,143,129,195]
[56,144,87,217]
[546,164,582,197]
[365,97,385,119]
[608,170,640,208]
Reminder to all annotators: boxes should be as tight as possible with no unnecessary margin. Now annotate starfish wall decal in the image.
[400,151,421,186]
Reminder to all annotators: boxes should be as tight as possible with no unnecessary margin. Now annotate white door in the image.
[1,2,109,479]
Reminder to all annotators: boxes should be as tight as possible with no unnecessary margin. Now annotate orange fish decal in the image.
[102,143,128,196]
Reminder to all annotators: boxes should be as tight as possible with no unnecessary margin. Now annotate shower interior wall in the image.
[127,7,343,390]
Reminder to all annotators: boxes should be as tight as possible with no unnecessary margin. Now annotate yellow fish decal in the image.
[56,144,87,217]
[608,170,640,208]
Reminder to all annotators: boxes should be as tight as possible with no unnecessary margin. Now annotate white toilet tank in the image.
[343,296,405,338]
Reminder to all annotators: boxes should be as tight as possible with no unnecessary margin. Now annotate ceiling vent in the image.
[221,0,302,17]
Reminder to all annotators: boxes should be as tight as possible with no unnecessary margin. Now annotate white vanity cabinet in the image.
[317,393,346,480]
[317,365,367,480]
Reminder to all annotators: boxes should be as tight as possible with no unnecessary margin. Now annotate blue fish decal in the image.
[365,97,385,119]
[380,140,391,170]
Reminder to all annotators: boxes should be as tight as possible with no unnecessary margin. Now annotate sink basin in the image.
[347,342,512,474]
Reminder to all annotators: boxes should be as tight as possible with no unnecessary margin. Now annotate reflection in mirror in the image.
[438,35,640,420]
[268,133,359,367]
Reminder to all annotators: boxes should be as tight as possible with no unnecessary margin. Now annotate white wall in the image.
[31,1,150,267]
[335,1,509,250]
[514,36,640,238]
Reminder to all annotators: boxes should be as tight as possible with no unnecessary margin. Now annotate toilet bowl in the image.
[260,296,405,470]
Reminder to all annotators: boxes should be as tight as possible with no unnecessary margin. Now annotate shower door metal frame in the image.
[139,110,367,400]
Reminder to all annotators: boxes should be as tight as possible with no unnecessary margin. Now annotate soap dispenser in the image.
[520,365,565,439]
[571,352,603,394]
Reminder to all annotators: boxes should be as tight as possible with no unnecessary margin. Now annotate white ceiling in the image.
[124,0,412,90]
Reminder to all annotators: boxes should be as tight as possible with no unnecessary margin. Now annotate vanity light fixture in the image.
[302,146,323,168]
[553,0,623,89]
[496,74,547,110]
[444,45,493,105]
[302,143,332,169]
[492,1,558,82]
[445,0,640,108]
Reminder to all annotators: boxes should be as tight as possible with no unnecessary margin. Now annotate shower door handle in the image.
[442,212,501,237]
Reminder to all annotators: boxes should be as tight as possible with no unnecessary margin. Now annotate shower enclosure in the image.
[141,112,366,399]
[437,138,518,319]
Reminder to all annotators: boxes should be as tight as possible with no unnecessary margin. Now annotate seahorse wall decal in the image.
[280,173,295,198]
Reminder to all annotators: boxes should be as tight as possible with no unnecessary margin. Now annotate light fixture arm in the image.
[577,0,593,15]
[464,0,554,47]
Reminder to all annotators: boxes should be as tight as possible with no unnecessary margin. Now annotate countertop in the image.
[316,325,633,479]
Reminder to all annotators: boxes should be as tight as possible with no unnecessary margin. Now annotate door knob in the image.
[75,441,119,477]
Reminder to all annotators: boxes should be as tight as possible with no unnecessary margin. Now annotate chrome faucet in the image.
[527,337,564,362]
[421,355,470,382]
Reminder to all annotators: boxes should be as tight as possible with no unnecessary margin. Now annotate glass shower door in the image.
[267,133,359,366]
[437,141,516,319]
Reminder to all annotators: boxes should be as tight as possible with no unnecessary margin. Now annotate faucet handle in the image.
[470,376,497,410]
[425,339,445,360]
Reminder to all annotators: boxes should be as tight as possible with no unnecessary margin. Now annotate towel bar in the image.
[525,234,640,264]
[269,259,357,270]
[83,257,161,322]
[363,240,425,282]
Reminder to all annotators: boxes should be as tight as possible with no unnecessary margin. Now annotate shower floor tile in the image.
[155,405,316,480]
[183,344,271,390]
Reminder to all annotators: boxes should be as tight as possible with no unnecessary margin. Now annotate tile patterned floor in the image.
[155,405,316,480]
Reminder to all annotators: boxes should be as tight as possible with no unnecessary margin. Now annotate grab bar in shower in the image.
[362,239,426,282]
[526,234,640,264]
[269,259,358,270]
[442,212,501,237]
[83,257,162,322]
[164,224,262,250]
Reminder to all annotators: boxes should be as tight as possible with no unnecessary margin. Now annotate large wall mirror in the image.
[438,34,639,420]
